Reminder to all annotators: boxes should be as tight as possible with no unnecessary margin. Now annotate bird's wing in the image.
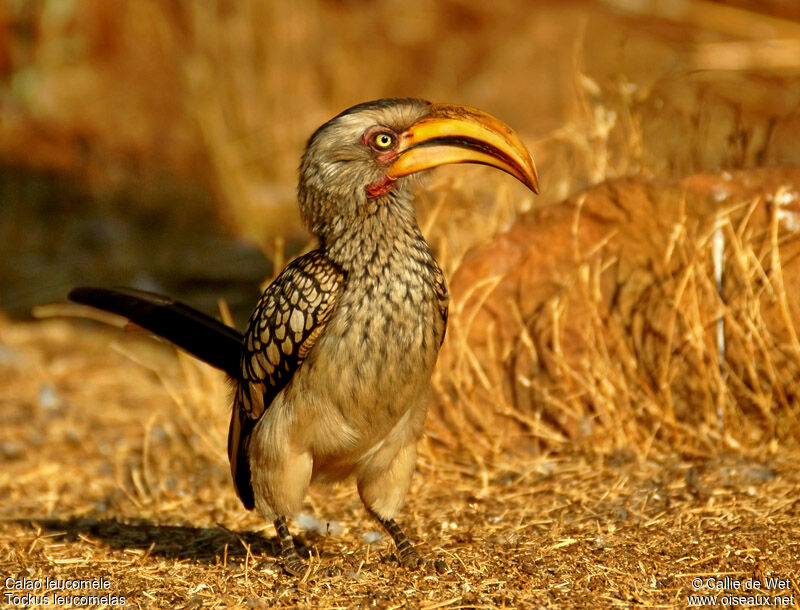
[432,260,450,346]
[228,250,345,509]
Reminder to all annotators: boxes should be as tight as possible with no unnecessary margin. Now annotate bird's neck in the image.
[321,191,433,273]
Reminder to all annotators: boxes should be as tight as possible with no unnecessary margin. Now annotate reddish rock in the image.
[432,168,800,453]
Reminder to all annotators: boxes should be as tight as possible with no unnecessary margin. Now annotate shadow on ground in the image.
[8,517,297,563]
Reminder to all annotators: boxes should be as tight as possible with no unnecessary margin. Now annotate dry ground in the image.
[1,318,798,608]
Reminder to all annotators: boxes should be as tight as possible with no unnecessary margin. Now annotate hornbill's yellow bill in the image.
[388,103,539,193]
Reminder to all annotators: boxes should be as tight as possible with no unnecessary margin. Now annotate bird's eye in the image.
[369,131,396,151]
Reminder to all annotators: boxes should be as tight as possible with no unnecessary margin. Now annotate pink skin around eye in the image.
[361,126,399,161]
[362,126,400,198]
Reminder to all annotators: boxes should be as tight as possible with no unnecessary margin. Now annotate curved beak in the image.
[387,103,539,193]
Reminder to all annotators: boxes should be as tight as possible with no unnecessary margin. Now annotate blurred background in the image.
[2,0,798,324]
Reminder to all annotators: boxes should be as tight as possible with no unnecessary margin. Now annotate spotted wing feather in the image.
[432,260,449,345]
[228,250,344,509]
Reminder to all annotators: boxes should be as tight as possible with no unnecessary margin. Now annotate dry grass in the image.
[433,169,800,459]
[1,318,799,607]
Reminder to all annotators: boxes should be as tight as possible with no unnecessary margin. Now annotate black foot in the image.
[281,550,308,577]
[274,517,308,577]
[325,565,343,577]
[397,544,423,569]
[375,516,423,569]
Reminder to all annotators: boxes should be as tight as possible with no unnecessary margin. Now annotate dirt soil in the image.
[1,318,798,608]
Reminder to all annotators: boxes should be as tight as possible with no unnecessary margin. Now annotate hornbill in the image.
[70,98,538,576]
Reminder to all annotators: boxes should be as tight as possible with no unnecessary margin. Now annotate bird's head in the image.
[298,98,538,240]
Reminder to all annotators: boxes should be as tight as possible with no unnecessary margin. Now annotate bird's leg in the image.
[274,516,307,577]
[358,441,423,568]
[374,515,422,569]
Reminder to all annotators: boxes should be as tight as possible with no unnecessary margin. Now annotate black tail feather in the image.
[69,287,243,377]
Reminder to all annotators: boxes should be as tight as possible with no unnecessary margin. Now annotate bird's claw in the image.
[396,545,423,569]
[275,516,310,577]
[325,565,343,577]
[281,551,309,577]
